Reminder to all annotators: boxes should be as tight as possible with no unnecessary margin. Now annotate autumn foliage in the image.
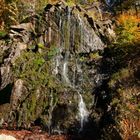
[116,13,140,44]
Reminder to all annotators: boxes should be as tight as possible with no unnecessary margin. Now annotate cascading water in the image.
[53,56,60,75]
[61,52,89,132]
[48,92,53,134]
[62,7,71,86]
[76,16,89,131]
[53,16,62,76]
[76,62,89,131]
[61,12,89,131]
[51,5,107,132]
[78,92,89,132]
[62,52,71,85]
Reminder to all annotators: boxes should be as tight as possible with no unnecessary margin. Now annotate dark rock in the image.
[44,4,53,12]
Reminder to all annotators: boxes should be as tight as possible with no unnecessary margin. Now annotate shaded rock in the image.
[9,23,34,43]
[0,42,27,90]
[0,65,11,90]
[10,23,33,32]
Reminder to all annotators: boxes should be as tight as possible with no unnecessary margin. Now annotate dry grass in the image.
[118,87,140,140]
[120,119,140,140]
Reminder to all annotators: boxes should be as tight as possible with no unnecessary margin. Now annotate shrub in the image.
[116,13,140,45]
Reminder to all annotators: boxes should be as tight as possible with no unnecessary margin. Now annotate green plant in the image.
[0,30,7,37]
[47,45,58,60]
[89,52,101,59]
[108,68,131,88]
[13,51,47,87]
[38,43,45,49]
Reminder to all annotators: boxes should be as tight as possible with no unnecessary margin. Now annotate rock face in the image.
[0,1,115,137]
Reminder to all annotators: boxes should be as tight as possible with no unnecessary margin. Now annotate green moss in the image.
[63,20,70,49]
[66,1,75,7]
[13,51,47,87]
[29,93,37,117]
[79,56,85,62]
[0,30,7,38]
[12,45,65,123]
[38,43,45,49]
[89,52,101,59]
[47,45,58,60]
[109,68,130,88]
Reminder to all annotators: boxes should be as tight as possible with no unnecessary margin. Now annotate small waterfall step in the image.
[78,92,89,132]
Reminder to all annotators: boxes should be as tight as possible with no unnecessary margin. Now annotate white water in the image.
[63,60,71,85]
[53,16,62,76]
[48,92,57,134]
[53,56,60,75]
[62,58,89,131]
[76,28,89,130]
[55,10,89,132]
[78,93,89,131]
[62,7,71,86]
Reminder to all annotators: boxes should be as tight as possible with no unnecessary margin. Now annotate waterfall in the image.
[76,61,89,131]
[48,92,56,134]
[77,15,89,131]
[62,56,89,131]
[62,58,71,85]
[53,56,59,75]
[78,92,89,132]
[53,17,62,75]
[62,7,71,86]
[48,93,53,134]
[53,15,62,76]
[54,8,90,132]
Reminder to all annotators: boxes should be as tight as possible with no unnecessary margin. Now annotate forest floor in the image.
[0,129,68,140]
[0,129,88,140]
